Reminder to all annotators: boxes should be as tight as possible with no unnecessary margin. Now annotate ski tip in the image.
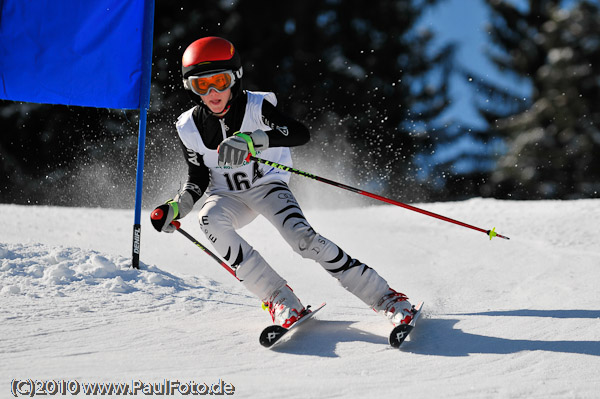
[389,324,414,348]
[259,325,287,348]
[258,302,326,349]
[389,301,424,349]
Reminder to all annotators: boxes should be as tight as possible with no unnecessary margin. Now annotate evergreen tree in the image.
[479,0,600,199]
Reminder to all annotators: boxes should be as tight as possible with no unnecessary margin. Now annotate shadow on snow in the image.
[269,310,600,358]
[269,320,388,357]
[404,310,600,357]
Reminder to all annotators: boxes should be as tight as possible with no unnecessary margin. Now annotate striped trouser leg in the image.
[247,182,389,308]
[197,194,287,301]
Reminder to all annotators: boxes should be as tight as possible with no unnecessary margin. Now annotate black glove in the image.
[150,191,196,233]
[150,202,177,233]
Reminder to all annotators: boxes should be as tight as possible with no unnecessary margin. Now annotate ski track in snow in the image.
[1,199,600,398]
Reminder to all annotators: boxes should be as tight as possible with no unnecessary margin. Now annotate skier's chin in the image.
[207,101,227,115]
[212,106,226,114]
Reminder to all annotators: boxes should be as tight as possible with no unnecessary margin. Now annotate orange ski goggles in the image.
[186,71,235,96]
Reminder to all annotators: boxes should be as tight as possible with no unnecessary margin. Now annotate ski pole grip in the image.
[151,208,164,220]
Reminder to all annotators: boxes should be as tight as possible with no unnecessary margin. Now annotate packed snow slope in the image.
[1,198,599,398]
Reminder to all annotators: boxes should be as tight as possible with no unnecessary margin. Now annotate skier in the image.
[151,36,414,329]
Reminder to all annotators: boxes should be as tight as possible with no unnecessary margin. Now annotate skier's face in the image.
[201,88,232,115]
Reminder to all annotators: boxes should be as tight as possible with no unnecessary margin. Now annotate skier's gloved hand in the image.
[150,191,196,233]
[150,202,178,233]
[217,129,269,168]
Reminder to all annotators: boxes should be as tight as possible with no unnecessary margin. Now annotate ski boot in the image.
[374,288,414,326]
[262,285,306,328]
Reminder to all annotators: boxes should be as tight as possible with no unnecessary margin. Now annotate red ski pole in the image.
[251,156,510,241]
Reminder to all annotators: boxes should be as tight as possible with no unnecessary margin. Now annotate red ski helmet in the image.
[181,37,243,105]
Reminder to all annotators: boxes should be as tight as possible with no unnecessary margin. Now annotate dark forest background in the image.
[1,0,599,209]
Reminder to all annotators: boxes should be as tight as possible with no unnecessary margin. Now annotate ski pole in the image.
[170,221,239,280]
[250,156,510,241]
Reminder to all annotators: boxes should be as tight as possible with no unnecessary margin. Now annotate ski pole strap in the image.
[166,200,179,219]
[235,132,256,156]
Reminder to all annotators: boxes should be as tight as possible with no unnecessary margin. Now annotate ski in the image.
[259,303,326,349]
[388,301,424,349]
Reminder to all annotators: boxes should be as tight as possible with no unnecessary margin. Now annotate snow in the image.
[1,198,599,398]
